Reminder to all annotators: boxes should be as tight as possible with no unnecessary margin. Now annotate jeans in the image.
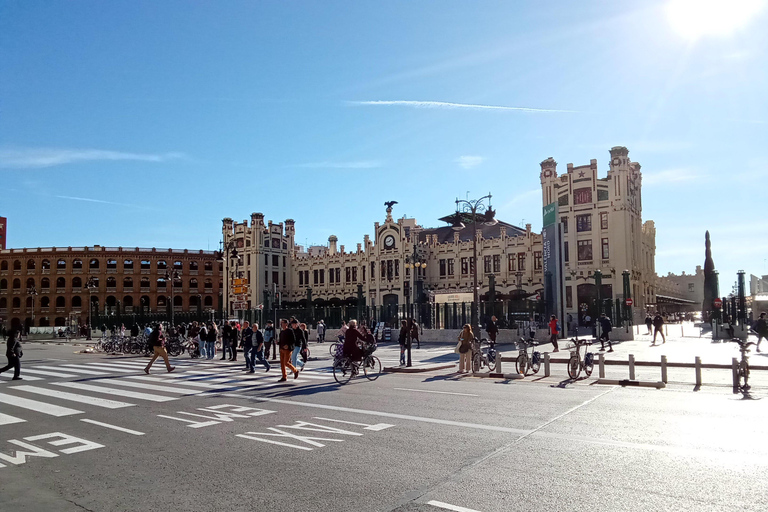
[221,341,232,359]
[0,355,21,379]
[205,341,215,359]
[249,346,271,371]
[291,345,305,369]
[242,345,253,370]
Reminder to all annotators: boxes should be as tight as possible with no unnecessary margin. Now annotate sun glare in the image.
[666,0,766,40]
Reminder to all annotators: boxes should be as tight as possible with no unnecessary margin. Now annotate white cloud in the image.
[347,100,578,114]
[456,156,484,169]
[294,161,383,169]
[642,168,701,186]
[0,147,185,169]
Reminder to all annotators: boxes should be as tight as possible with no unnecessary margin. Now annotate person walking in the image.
[486,316,499,344]
[456,324,473,373]
[317,319,326,343]
[290,319,306,371]
[205,322,217,359]
[249,322,271,372]
[221,321,233,360]
[410,319,420,349]
[277,318,299,382]
[652,313,666,345]
[753,312,767,352]
[144,324,175,374]
[398,319,408,366]
[548,315,560,352]
[598,314,614,352]
[0,329,23,380]
[240,321,254,372]
[645,314,653,335]
[264,320,276,361]
[231,321,240,361]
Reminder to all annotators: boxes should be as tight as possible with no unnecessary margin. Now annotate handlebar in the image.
[731,338,755,349]
[569,338,592,346]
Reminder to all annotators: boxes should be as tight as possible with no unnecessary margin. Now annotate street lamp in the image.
[403,245,427,367]
[163,268,182,327]
[215,240,239,319]
[27,285,38,335]
[448,193,497,338]
[84,276,98,340]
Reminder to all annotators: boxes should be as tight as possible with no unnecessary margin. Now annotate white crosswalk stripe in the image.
[17,368,79,378]
[33,365,108,376]
[0,374,43,381]
[94,378,205,395]
[0,412,26,425]
[52,382,177,402]
[0,392,83,417]
[12,385,135,409]
[81,363,137,373]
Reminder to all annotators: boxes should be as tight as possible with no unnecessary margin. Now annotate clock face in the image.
[384,235,395,248]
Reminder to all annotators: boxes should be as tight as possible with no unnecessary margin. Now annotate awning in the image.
[654,294,698,305]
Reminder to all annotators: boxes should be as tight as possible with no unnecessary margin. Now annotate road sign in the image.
[232,301,248,310]
[534,293,541,301]
[232,286,246,295]
[234,294,248,301]
[625,298,633,307]
[232,278,248,286]
[257,304,263,310]
[713,298,722,308]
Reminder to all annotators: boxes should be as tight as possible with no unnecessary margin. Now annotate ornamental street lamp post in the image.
[84,276,98,340]
[448,194,497,338]
[163,268,181,328]
[27,285,38,335]
[215,240,239,319]
[404,244,428,367]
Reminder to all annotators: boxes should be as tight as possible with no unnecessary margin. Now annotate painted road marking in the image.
[393,388,480,397]
[427,500,483,512]
[0,374,43,381]
[0,412,26,426]
[34,365,108,376]
[97,378,205,395]
[11,385,135,409]
[80,419,145,436]
[15,368,78,379]
[52,382,177,402]
[0,393,83,417]
[312,417,395,431]
[125,375,276,392]
[82,363,136,372]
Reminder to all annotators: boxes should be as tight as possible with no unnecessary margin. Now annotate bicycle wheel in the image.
[583,352,594,377]
[187,344,197,358]
[516,353,528,375]
[363,356,381,381]
[329,342,341,356]
[486,350,497,373]
[738,363,750,391]
[333,358,353,385]
[168,343,182,357]
[567,353,580,379]
[530,352,541,375]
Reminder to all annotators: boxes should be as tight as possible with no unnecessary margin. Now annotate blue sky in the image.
[1,0,766,289]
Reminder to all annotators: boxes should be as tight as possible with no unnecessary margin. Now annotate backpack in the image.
[556,322,561,333]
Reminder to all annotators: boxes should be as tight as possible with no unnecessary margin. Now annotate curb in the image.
[597,378,665,389]
[384,363,456,373]
[465,372,525,380]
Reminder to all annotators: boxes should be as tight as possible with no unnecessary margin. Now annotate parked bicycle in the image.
[731,338,755,393]
[329,335,344,357]
[516,337,541,376]
[332,340,381,384]
[471,338,497,373]
[567,338,594,379]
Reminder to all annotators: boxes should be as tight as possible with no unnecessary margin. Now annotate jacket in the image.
[278,328,296,350]
[254,329,264,349]
[6,335,21,358]
[206,327,217,343]
[264,326,275,342]
[242,327,254,347]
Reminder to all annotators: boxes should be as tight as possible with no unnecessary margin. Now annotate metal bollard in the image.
[681,324,684,337]
[665,325,668,337]
[629,354,636,380]
[732,358,739,394]
[599,353,605,378]
[544,352,551,377]
[695,356,702,387]
[661,355,668,383]
[496,349,502,374]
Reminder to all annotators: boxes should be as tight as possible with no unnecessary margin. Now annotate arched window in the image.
[56,296,65,308]
[204,296,213,308]
[204,279,213,290]
[27,259,36,270]
[26,277,35,289]
[41,259,50,270]
[107,259,117,270]
[123,277,133,288]
[189,261,199,271]
[57,259,66,270]
[189,278,198,290]
[71,277,81,288]
[1,261,7,270]
[26,297,34,308]
[106,276,117,288]
[141,260,151,270]
[189,295,199,307]
[157,296,167,307]
[0,279,6,290]
[72,259,83,270]
[173,278,182,289]
[140,277,150,288]
[157,278,167,289]
[173,261,183,271]
[173,295,183,307]
[41,278,50,289]
[204,261,213,272]
[123,296,133,307]
[157,260,167,270]
[105,296,116,307]
[40,296,50,308]
[72,296,82,308]
[89,259,100,270]
[39,317,49,327]
[124,259,134,270]
[55,317,66,327]
[13,279,21,289]
[56,277,66,288]
[13,260,21,270]
[0,297,7,308]
[140,295,150,309]
[12,297,21,308]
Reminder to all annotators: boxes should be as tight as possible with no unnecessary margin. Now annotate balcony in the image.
[107,268,117,274]
[41,288,51,293]
[56,307,66,313]
[106,287,117,293]
[71,288,81,294]
[189,270,198,276]
[140,269,150,274]
[89,269,99,274]
[57,269,66,274]
[124,268,133,274]
[140,287,151,293]
[41,268,50,274]
[72,269,83,274]
[56,287,66,294]
[0,308,6,315]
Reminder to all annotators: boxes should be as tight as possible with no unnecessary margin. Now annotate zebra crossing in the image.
[0,357,333,428]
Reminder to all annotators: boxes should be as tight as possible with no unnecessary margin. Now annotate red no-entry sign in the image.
[625,298,633,307]
[713,298,722,308]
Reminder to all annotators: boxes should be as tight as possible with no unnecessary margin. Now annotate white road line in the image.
[34,365,108,376]
[393,388,479,397]
[81,419,145,435]
[82,363,137,372]
[96,378,205,395]
[52,382,177,402]
[0,374,43,381]
[0,392,83,417]
[426,500,483,512]
[125,375,274,391]
[0,412,26,425]
[17,368,79,378]
[12,385,136,409]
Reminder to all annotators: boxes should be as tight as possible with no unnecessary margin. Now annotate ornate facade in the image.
[0,246,223,330]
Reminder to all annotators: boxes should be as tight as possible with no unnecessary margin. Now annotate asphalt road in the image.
[1,342,766,512]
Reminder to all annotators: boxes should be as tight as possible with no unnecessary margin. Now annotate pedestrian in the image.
[264,320,276,361]
[410,319,420,349]
[144,324,176,374]
[398,319,408,365]
[249,322,271,373]
[456,324,473,373]
[567,313,574,337]
[0,329,23,380]
[231,321,239,361]
[598,314,614,352]
[548,315,560,352]
[317,319,326,343]
[290,319,305,371]
[240,321,254,371]
[528,318,537,341]
[277,318,299,382]
[339,321,348,339]
[652,313,666,345]
[754,312,767,352]
[486,315,499,344]
[644,314,653,335]
[221,321,233,360]
[205,322,217,359]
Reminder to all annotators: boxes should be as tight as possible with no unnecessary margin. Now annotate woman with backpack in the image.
[456,324,473,373]
[0,329,23,380]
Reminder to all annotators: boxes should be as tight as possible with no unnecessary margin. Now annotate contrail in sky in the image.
[348,100,578,113]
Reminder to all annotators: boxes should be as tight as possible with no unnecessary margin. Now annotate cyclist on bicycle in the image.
[342,319,365,362]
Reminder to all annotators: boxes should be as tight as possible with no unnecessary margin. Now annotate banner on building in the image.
[542,202,565,328]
